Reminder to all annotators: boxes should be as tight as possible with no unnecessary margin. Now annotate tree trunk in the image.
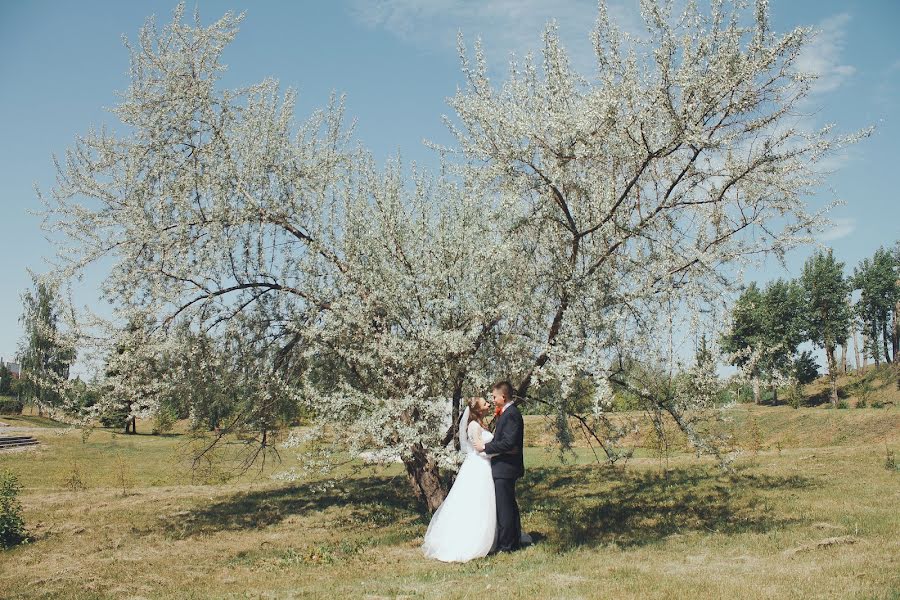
[403,444,447,514]
[853,328,862,373]
[826,344,839,408]
[839,344,847,375]
[883,319,892,364]
[752,374,761,405]
[869,323,880,367]
[772,384,778,405]
[862,331,870,370]
[894,300,900,364]
[124,415,136,434]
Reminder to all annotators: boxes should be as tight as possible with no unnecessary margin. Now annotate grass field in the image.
[1,403,898,599]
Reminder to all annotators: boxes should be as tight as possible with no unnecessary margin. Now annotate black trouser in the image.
[494,477,521,551]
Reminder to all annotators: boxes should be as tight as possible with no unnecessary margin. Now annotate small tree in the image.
[0,363,13,396]
[100,312,163,434]
[0,470,27,549]
[17,274,76,416]
[801,250,851,407]
[793,350,820,386]
[893,242,900,364]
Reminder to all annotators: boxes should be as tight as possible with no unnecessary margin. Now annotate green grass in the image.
[0,406,898,599]
[0,413,71,428]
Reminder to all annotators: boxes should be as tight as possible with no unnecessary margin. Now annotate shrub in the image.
[0,470,27,548]
[63,461,86,492]
[98,404,129,428]
[0,397,23,415]
[152,405,178,435]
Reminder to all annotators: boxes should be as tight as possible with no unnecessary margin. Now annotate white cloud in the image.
[795,13,856,95]
[348,0,643,74]
[819,217,857,241]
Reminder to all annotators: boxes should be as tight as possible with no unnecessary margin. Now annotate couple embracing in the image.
[422,381,531,562]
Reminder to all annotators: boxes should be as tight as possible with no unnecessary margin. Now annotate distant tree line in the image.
[722,242,900,406]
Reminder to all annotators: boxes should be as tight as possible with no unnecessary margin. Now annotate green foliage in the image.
[0,397,24,415]
[59,377,101,415]
[853,246,899,366]
[152,404,178,435]
[801,249,852,406]
[17,274,76,411]
[722,283,765,368]
[98,404,130,429]
[0,470,27,549]
[792,351,819,385]
[0,364,13,395]
[764,278,808,361]
[722,279,807,402]
[801,250,851,354]
[527,377,595,416]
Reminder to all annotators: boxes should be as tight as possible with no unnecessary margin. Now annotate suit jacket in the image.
[484,402,525,480]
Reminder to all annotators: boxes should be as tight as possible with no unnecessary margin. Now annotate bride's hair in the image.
[467,397,486,425]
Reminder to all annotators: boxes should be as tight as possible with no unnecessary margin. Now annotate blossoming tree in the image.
[41,1,864,511]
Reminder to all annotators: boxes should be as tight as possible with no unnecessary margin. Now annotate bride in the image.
[421,397,496,562]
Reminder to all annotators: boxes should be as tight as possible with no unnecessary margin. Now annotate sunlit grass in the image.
[0,405,898,599]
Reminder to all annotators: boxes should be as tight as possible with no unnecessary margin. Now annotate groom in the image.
[474,380,524,552]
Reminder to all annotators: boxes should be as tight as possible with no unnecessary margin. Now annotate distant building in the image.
[0,357,20,378]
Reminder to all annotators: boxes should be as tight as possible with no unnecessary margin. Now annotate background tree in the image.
[760,279,806,403]
[792,350,820,386]
[853,246,898,366]
[894,242,900,364]
[41,2,865,511]
[0,364,13,396]
[722,279,805,404]
[722,283,766,403]
[99,311,165,433]
[800,250,851,407]
[17,274,76,416]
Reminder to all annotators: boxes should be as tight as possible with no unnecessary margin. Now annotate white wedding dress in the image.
[421,408,497,562]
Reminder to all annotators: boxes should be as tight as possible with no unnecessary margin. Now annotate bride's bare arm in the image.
[469,422,495,457]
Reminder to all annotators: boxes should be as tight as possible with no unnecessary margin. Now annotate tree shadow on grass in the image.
[157,475,425,540]
[156,463,815,553]
[519,464,814,551]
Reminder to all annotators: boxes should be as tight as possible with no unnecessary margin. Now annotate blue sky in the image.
[1,0,898,365]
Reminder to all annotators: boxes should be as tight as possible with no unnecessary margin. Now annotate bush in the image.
[0,397,23,415]
[0,470,27,549]
[98,404,129,429]
[152,405,178,435]
[885,447,896,471]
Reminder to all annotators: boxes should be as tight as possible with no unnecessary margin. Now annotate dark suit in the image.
[483,402,524,551]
